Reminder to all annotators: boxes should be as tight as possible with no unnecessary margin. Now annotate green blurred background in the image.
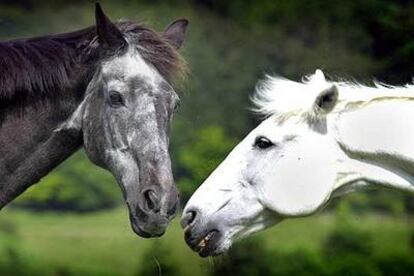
[0,0,413,275]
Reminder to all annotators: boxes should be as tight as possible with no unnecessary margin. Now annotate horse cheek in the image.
[258,142,336,216]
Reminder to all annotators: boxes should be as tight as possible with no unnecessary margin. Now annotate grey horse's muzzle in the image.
[128,184,179,238]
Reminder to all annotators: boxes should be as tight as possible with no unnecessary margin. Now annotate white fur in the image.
[252,69,414,119]
[184,70,414,256]
[102,47,163,88]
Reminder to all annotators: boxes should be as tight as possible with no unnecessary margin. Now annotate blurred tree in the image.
[135,242,182,276]
[323,228,373,258]
[176,125,236,201]
[269,251,324,276]
[212,237,274,276]
[375,254,414,276]
[13,151,122,212]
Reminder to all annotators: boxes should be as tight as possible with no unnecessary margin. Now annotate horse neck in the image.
[0,86,87,209]
[0,28,101,208]
[331,99,414,195]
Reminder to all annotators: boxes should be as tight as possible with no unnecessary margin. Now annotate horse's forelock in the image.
[118,21,187,84]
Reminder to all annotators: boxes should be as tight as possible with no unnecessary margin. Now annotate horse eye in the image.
[109,91,124,107]
[254,136,274,149]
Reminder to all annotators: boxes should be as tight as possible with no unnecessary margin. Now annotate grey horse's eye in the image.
[109,91,124,107]
[254,136,274,149]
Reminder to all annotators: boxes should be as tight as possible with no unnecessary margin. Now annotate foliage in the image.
[211,216,414,276]
[345,190,406,215]
[135,242,182,276]
[13,151,122,212]
[322,226,379,276]
[176,125,236,201]
[411,229,414,252]
[323,227,373,258]
[0,208,412,275]
[375,254,414,276]
[212,202,414,276]
[194,0,414,82]
[213,238,274,276]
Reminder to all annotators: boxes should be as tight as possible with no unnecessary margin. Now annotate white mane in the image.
[251,69,414,119]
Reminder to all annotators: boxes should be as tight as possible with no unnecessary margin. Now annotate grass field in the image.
[0,207,412,275]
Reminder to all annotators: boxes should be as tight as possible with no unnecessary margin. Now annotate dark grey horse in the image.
[0,4,188,238]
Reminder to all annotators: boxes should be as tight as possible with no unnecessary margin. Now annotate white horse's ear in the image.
[314,69,326,82]
[308,69,326,86]
[314,85,338,114]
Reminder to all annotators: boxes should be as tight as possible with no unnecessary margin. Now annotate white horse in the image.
[181,69,414,257]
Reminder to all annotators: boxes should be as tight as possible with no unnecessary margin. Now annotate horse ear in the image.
[95,3,127,51]
[314,85,338,114]
[163,19,189,49]
[312,69,326,84]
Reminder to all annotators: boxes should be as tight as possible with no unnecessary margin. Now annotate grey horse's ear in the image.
[314,85,338,114]
[95,3,127,51]
[163,19,189,49]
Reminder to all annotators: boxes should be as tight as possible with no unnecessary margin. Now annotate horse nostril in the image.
[181,209,197,229]
[188,210,196,224]
[143,189,159,212]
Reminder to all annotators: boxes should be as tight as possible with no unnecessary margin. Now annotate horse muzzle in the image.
[127,186,179,238]
[181,208,226,257]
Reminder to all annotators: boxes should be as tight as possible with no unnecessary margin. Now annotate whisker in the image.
[152,255,162,276]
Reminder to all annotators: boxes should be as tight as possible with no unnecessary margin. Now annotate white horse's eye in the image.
[254,136,274,149]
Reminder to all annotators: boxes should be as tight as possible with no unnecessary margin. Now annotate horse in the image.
[0,3,188,238]
[181,69,414,256]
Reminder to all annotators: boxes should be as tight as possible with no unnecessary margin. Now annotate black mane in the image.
[0,21,184,105]
[0,27,96,103]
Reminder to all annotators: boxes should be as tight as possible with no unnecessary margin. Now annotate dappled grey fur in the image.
[0,4,187,238]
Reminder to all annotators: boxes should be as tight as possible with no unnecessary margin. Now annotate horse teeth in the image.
[198,239,206,248]
[197,232,215,249]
